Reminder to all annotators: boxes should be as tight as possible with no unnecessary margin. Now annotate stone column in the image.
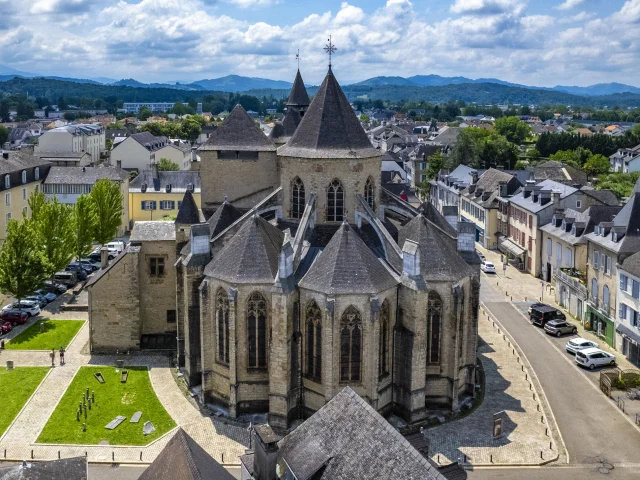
[369,295,381,409]
[323,297,335,403]
[228,288,238,418]
[268,289,292,431]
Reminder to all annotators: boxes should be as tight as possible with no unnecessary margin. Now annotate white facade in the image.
[35,124,105,164]
[110,137,192,171]
[156,143,192,170]
[616,266,640,367]
[123,102,202,114]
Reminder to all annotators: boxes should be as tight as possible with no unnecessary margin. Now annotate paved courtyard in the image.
[0,298,249,466]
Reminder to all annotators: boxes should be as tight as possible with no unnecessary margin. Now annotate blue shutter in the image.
[633,280,640,299]
[621,274,627,291]
[152,201,157,210]
[619,303,626,320]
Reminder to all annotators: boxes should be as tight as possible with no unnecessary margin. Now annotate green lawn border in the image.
[0,366,52,441]
[34,365,177,446]
[4,319,85,351]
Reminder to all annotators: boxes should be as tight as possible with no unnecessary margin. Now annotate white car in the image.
[575,348,616,369]
[480,260,496,273]
[477,252,486,262]
[565,337,598,355]
[2,300,41,317]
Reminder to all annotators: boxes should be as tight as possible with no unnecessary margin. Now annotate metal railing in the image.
[555,269,588,299]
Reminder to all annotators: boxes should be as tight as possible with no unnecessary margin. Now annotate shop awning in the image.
[499,239,526,257]
[616,323,640,345]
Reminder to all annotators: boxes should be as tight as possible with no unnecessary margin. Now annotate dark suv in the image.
[530,305,566,327]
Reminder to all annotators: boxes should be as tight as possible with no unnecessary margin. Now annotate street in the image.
[470,278,640,479]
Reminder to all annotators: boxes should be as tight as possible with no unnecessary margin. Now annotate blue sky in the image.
[0,0,637,87]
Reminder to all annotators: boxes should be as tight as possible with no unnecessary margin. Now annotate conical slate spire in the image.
[278,69,380,159]
[269,107,301,144]
[286,70,310,108]
[207,200,243,239]
[175,190,200,225]
[199,104,275,152]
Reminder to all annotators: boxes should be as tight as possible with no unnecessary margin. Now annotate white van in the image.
[105,241,125,258]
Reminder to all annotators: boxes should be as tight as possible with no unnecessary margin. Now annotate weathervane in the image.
[324,35,337,69]
[296,49,300,70]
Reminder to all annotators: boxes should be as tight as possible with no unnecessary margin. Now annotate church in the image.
[88,61,481,432]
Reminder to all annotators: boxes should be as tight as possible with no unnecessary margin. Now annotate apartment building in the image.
[35,124,105,164]
[110,133,192,171]
[616,252,640,367]
[123,102,202,114]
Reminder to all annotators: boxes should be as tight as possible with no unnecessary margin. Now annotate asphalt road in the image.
[472,279,640,479]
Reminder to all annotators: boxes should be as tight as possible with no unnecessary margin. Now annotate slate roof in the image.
[461,168,515,209]
[531,161,587,186]
[43,166,128,184]
[129,170,201,193]
[277,387,445,480]
[421,202,457,237]
[138,428,235,480]
[0,151,50,175]
[175,190,201,225]
[580,187,618,206]
[268,107,301,144]
[509,179,578,213]
[278,69,380,159]
[199,104,276,152]
[130,221,176,242]
[619,250,640,278]
[207,201,244,239]
[398,214,474,282]
[0,457,87,480]
[540,206,621,246]
[204,214,284,284]
[286,70,310,107]
[298,222,398,294]
[127,132,168,152]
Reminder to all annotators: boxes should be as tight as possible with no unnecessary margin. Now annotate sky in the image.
[0,0,638,87]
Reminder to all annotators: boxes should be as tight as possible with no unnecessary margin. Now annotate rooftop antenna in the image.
[324,35,337,69]
[296,49,300,71]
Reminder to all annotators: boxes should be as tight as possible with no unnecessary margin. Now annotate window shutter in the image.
[529,215,533,229]
[633,280,639,299]
[619,303,626,320]
[621,274,627,291]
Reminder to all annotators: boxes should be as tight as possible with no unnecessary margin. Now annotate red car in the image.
[0,310,28,326]
[0,321,11,335]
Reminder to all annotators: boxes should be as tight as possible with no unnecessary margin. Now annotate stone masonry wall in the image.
[139,240,177,335]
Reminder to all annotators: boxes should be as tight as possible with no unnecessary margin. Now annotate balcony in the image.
[555,268,587,300]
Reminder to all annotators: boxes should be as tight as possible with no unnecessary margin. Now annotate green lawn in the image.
[5,320,84,351]
[0,367,49,436]
[37,366,176,445]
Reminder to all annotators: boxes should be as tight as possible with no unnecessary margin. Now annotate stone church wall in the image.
[139,240,177,336]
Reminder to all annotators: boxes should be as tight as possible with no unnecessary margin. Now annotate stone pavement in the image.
[424,309,558,466]
[0,301,249,466]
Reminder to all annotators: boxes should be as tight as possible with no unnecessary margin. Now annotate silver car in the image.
[544,320,577,337]
[565,337,598,355]
[575,348,616,369]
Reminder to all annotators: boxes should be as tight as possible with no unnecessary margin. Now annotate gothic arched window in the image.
[340,306,362,382]
[365,176,375,210]
[427,291,443,365]
[327,179,344,222]
[379,299,390,377]
[291,177,305,219]
[216,289,230,365]
[305,301,322,381]
[247,291,267,369]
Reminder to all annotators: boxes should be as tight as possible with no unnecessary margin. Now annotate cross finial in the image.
[296,49,300,71]
[324,35,337,69]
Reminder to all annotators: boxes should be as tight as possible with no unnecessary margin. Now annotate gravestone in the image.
[94,372,105,383]
[120,370,128,383]
[6,361,13,370]
[493,411,505,439]
[105,416,126,430]
[130,412,142,423]
[142,421,155,436]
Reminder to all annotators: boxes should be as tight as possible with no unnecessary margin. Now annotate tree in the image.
[181,117,202,144]
[0,218,52,304]
[451,128,491,166]
[0,125,9,147]
[138,107,153,121]
[583,154,611,177]
[549,147,592,169]
[478,134,519,169]
[73,195,97,259]
[359,114,370,124]
[157,158,180,171]
[596,172,640,200]
[31,196,76,276]
[0,99,10,123]
[105,138,113,150]
[90,179,123,245]
[514,160,527,170]
[494,116,531,144]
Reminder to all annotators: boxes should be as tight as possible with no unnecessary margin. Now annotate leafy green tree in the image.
[138,107,153,121]
[494,116,531,144]
[90,179,123,245]
[425,151,446,180]
[32,196,75,276]
[583,154,611,177]
[0,125,9,147]
[0,218,52,304]
[596,172,640,200]
[105,138,113,150]
[478,134,519,169]
[451,128,491,166]
[157,158,180,171]
[549,147,592,169]
[169,103,194,116]
[514,160,527,170]
[0,100,10,123]
[73,195,97,259]
[181,117,202,144]
[140,122,166,137]
[359,114,370,124]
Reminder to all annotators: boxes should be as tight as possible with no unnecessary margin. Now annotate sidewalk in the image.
[476,245,638,372]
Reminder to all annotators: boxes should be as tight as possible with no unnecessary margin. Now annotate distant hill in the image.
[112,78,205,91]
[353,76,416,87]
[190,75,292,92]
[553,82,640,96]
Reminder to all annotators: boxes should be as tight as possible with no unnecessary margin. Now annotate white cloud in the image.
[558,11,594,24]
[450,0,524,15]
[335,2,365,25]
[554,0,585,11]
[225,0,280,7]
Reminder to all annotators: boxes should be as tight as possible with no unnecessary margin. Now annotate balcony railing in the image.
[555,269,588,299]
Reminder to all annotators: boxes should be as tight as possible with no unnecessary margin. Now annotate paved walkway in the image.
[0,301,249,465]
[424,309,558,466]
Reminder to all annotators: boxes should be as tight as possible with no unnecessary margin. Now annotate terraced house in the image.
[0,151,50,243]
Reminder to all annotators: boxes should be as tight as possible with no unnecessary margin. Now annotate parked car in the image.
[2,300,40,318]
[0,321,12,335]
[24,295,47,308]
[0,309,30,325]
[477,252,486,262]
[54,271,78,287]
[67,261,91,276]
[44,280,68,294]
[544,320,578,337]
[480,260,496,273]
[78,259,100,271]
[106,241,125,259]
[88,249,102,262]
[64,264,87,281]
[527,302,549,315]
[530,305,566,327]
[35,289,57,303]
[565,337,599,355]
[575,348,616,370]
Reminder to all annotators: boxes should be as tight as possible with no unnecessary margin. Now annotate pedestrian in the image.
[50,348,55,367]
[59,346,65,365]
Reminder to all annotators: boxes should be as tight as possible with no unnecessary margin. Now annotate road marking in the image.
[505,301,640,436]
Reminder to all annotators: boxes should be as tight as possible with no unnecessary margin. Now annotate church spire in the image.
[286,70,310,109]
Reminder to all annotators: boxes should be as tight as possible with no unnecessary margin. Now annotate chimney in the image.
[499,181,508,197]
[117,160,122,169]
[278,240,294,279]
[151,162,159,180]
[253,425,279,480]
[540,190,551,206]
[100,247,109,269]
[551,191,561,204]
[402,240,420,277]
[471,171,479,184]
[457,221,475,253]
[442,205,458,231]
[2,152,8,160]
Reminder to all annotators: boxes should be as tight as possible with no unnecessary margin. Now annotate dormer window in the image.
[35,168,39,180]
[613,232,618,242]
[571,224,576,235]
[561,220,566,230]
[552,216,556,225]
[4,175,9,189]
[21,170,26,184]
